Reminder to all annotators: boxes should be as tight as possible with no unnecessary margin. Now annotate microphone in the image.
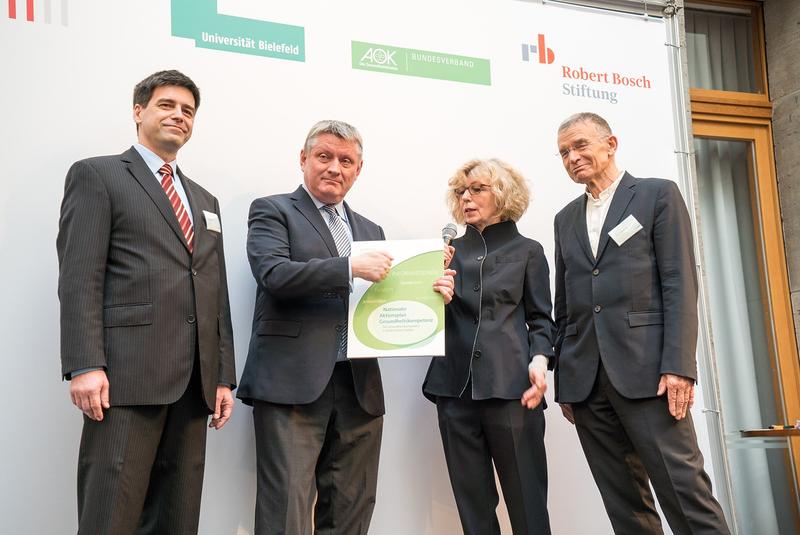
[442,223,457,246]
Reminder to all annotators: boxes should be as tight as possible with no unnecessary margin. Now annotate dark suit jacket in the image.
[57,147,236,411]
[237,186,385,416]
[553,173,698,403]
[423,221,555,401]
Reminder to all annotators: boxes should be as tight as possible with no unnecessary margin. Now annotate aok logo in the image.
[521,34,555,64]
[359,47,399,70]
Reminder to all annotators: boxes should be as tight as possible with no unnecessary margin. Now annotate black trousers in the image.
[436,393,550,535]
[76,361,209,535]
[572,363,730,535]
[252,361,383,535]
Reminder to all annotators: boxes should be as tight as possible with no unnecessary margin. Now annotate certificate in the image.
[347,239,445,358]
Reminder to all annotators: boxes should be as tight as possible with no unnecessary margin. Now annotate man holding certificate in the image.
[238,120,396,534]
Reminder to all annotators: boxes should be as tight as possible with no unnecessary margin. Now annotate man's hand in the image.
[210,386,234,430]
[351,251,393,282]
[657,373,695,420]
[70,370,110,421]
[444,245,455,269]
[560,403,575,425]
[521,367,547,409]
[433,269,456,304]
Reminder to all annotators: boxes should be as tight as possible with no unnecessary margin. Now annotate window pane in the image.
[695,137,796,534]
[686,8,757,92]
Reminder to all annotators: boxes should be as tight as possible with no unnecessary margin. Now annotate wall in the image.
[0,1,709,533]
[765,0,800,366]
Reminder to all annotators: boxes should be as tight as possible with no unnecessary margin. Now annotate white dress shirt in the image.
[585,170,625,258]
[133,143,194,224]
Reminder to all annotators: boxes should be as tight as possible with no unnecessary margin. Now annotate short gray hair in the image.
[558,112,613,138]
[304,120,363,156]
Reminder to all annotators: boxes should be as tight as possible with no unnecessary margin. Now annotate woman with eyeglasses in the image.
[425,158,555,535]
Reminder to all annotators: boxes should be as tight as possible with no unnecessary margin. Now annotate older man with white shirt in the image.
[550,112,730,534]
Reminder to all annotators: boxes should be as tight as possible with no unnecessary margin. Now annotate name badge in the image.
[203,210,221,233]
[608,214,642,246]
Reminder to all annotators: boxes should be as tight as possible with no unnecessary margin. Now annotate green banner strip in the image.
[352,41,491,86]
[171,0,305,62]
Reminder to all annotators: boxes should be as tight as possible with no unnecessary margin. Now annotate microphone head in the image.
[442,223,457,245]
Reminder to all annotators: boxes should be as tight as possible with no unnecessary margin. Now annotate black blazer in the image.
[237,186,385,416]
[553,173,698,403]
[423,221,555,402]
[57,147,236,410]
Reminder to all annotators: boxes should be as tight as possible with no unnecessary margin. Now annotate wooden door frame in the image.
[692,117,800,527]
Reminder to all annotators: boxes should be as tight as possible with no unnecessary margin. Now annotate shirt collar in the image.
[586,170,625,203]
[133,143,177,178]
[302,183,347,220]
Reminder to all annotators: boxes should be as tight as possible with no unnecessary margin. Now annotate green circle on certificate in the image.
[366,300,438,345]
[353,250,444,350]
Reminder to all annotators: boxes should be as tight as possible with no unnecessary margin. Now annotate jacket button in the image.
[473,284,480,291]
[594,305,602,313]
[187,314,196,324]
[592,268,600,276]
[477,255,484,261]
[191,269,198,276]
[473,350,482,358]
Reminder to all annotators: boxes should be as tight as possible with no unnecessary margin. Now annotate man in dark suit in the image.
[552,112,730,534]
[57,70,236,535]
[238,120,393,535]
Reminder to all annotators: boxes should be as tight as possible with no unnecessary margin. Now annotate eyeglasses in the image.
[558,137,608,159]
[454,184,492,196]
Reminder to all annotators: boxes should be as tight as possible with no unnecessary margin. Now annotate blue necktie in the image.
[322,205,351,358]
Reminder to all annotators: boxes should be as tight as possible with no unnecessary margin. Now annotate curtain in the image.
[686,9,756,92]
[695,138,793,534]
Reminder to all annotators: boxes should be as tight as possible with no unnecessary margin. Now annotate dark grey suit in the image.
[57,147,236,534]
[554,173,729,534]
[238,186,384,535]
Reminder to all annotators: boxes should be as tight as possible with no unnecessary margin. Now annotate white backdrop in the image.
[0,1,715,533]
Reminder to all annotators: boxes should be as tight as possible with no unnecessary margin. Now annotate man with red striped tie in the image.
[57,70,236,534]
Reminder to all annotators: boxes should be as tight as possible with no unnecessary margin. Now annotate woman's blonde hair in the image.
[446,158,530,225]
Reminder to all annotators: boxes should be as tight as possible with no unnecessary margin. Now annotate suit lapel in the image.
[571,196,594,262]
[343,202,367,241]
[594,172,637,263]
[292,186,339,257]
[122,147,191,253]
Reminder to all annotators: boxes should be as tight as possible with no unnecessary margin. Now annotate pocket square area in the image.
[203,210,222,233]
[608,214,643,246]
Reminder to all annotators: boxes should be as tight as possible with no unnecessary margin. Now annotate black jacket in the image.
[423,220,555,401]
[553,174,698,403]
[237,186,385,416]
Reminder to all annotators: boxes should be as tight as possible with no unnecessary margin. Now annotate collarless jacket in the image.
[553,173,698,403]
[423,220,555,402]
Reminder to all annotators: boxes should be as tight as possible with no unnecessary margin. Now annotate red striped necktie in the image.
[158,163,194,252]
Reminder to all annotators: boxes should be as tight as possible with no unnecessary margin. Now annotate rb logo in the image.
[521,34,555,64]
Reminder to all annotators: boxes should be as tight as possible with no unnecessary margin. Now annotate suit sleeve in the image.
[214,198,237,388]
[553,217,567,360]
[56,160,111,378]
[524,242,556,364]
[654,180,699,380]
[247,196,350,299]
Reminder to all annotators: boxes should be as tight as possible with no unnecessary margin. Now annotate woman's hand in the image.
[521,367,548,409]
[444,245,455,269]
[433,268,457,304]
